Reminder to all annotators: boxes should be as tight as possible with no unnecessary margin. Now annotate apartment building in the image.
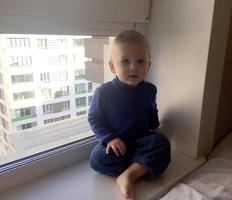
[0,35,109,158]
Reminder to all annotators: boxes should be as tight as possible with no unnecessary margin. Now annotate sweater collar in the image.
[113,76,145,92]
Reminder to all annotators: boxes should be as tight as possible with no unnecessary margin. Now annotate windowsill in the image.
[0,150,205,200]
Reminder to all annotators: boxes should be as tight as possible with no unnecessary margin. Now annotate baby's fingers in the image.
[111,145,120,156]
[117,143,126,155]
[106,145,112,154]
[106,144,120,156]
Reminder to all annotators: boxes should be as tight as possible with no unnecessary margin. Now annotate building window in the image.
[59,55,68,65]
[11,74,33,84]
[13,91,35,101]
[59,71,69,81]
[73,39,84,47]
[76,97,87,108]
[37,38,48,49]
[40,71,68,83]
[9,56,32,67]
[43,101,70,114]
[43,104,52,114]
[87,82,93,92]
[7,38,30,48]
[57,38,67,47]
[75,83,86,94]
[47,55,68,65]
[40,73,50,83]
[0,33,110,163]
[44,118,53,124]
[42,86,69,99]
[17,122,37,131]
[76,110,87,116]
[44,114,70,124]
[12,107,36,122]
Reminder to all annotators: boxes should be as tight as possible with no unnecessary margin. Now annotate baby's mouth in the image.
[128,75,139,79]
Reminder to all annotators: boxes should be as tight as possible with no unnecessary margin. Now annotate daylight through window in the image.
[0,34,113,164]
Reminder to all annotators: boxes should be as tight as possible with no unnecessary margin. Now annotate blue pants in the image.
[89,133,171,179]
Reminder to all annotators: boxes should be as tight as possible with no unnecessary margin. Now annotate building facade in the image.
[0,34,107,157]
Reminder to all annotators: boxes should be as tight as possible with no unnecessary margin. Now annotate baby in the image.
[88,30,171,200]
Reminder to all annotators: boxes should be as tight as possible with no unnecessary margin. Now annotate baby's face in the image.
[110,42,150,87]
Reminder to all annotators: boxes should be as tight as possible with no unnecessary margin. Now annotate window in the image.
[37,38,48,49]
[57,38,67,47]
[0,34,111,169]
[76,110,87,116]
[17,122,37,131]
[75,83,86,94]
[12,107,36,122]
[0,0,150,191]
[40,73,50,83]
[9,56,32,67]
[73,39,84,47]
[42,86,69,99]
[11,74,33,84]
[88,82,93,93]
[47,55,68,65]
[40,71,68,83]
[13,91,35,101]
[7,38,30,48]
[76,97,87,108]
[44,114,70,125]
[43,101,70,114]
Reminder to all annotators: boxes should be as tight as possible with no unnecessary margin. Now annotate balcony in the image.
[75,75,85,80]
[12,114,36,122]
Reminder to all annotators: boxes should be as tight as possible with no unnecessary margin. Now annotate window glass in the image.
[0,34,113,164]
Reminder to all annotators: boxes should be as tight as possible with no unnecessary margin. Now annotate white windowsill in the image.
[0,150,205,200]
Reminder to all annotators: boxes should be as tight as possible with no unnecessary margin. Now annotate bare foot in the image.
[116,174,136,200]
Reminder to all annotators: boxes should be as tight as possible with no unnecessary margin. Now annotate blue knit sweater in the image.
[88,77,159,145]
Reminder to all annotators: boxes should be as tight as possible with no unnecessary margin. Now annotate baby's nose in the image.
[129,62,136,70]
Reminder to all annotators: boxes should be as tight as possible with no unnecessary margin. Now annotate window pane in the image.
[0,34,113,164]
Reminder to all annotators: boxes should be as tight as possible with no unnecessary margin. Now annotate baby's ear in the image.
[109,60,116,74]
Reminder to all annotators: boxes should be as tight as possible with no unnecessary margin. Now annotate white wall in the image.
[146,0,215,158]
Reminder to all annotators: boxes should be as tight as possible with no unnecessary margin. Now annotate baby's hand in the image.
[106,138,126,156]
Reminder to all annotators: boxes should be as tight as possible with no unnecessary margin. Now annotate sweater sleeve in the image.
[149,85,160,129]
[88,88,117,145]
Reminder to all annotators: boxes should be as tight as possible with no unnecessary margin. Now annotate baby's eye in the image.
[137,59,146,64]
[121,59,130,65]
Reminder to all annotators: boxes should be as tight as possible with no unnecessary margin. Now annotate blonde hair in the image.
[111,30,150,60]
